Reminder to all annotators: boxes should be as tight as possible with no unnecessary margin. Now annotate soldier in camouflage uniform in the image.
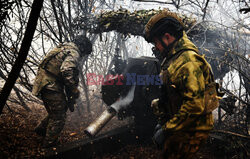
[32,36,92,147]
[144,10,222,158]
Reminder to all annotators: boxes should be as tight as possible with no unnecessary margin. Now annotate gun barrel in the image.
[84,107,117,137]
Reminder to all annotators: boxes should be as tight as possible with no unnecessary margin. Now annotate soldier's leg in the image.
[34,115,49,136]
[161,132,189,159]
[184,131,209,159]
[162,131,209,159]
[41,88,67,147]
[34,92,52,136]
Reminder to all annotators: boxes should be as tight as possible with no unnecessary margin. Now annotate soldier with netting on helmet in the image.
[144,10,221,159]
[32,35,92,148]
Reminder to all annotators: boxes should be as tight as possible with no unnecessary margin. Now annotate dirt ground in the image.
[0,96,242,159]
[0,95,129,158]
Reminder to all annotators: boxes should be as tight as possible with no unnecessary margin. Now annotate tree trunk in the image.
[0,0,44,114]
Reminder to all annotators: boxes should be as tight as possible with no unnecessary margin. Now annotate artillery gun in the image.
[45,56,245,158]
[44,56,162,158]
[85,56,161,137]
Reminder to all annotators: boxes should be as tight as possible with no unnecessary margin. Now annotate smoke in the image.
[110,85,136,112]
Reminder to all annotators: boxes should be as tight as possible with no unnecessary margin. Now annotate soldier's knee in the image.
[49,111,66,121]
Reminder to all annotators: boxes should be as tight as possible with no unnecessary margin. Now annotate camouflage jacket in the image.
[159,32,214,132]
[32,42,80,96]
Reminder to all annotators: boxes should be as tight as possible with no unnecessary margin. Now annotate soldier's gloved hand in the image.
[151,98,159,107]
[67,97,76,112]
[154,123,162,134]
[152,126,166,149]
[67,88,80,112]
[151,98,160,115]
[71,88,80,99]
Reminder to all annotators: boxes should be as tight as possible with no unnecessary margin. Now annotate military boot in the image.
[35,116,49,136]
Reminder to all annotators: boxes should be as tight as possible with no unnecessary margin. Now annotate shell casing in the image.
[84,107,117,137]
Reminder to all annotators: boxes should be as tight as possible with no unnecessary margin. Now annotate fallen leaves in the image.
[69,132,77,136]
[0,99,129,158]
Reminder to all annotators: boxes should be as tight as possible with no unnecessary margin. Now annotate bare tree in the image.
[0,0,44,114]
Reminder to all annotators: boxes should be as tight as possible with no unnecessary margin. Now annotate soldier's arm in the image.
[162,61,206,131]
[60,49,80,93]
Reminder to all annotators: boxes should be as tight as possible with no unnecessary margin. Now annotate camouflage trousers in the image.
[36,85,67,146]
[161,131,209,159]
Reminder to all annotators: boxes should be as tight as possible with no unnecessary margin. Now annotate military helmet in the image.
[144,10,184,43]
[73,35,92,56]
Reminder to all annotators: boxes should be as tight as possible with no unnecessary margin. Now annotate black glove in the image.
[66,88,80,112]
[67,97,76,112]
[152,125,166,149]
[71,88,80,99]
[154,123,162,133]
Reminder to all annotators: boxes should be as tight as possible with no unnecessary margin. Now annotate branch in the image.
[212,130,250,139]
[0,0,44,115]
[133,0,174,4]
[51,0,63,42]
[239,8,250,14]
[202,0,210,20]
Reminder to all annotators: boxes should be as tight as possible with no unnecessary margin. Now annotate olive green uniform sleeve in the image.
[60,49,80,91]
[163,61,206,131]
